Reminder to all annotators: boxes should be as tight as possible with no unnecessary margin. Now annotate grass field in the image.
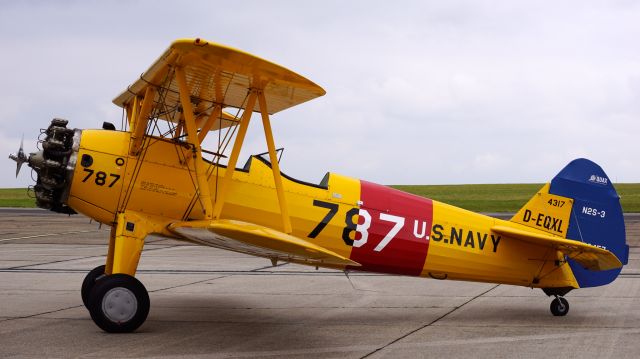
[0,188,36,208]
[392,183,640,213]
[1,184,639,212]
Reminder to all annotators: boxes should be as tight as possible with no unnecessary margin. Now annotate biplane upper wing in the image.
[168,219,360,268]
[113,38,326,131]
[491,225,622,271]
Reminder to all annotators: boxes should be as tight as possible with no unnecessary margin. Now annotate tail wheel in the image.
[550,296,569,316]
[81,265,106,309]
[87,274,150,333]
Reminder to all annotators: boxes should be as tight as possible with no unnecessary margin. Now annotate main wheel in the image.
[87,274,150,333]
[81,265,106,309]
[550,297,569,316]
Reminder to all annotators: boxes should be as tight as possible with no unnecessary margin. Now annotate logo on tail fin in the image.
[588,175,608,185]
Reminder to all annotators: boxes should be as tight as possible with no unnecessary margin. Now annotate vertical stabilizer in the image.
[549,158,628,287]
[511,159,627,288]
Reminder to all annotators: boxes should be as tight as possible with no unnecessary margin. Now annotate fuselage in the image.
[62,129,578,289]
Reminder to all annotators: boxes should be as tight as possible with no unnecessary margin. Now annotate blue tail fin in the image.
[549,158,628,288]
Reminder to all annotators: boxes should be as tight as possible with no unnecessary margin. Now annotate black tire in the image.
[87,274,150,333]
[550,297,569,316]
[81,265,106,309]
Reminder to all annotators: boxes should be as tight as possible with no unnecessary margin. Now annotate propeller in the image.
[8,136,27,177]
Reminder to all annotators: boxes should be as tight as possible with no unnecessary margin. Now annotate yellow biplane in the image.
[10,38,628,333]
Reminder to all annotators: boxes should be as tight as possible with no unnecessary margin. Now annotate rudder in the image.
[548,158,628,288]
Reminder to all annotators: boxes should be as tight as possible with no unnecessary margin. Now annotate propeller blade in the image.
[8,135,27,177]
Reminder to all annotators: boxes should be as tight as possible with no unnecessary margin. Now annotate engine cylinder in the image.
[29,119,80,214]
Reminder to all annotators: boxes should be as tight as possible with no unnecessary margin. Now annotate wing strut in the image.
[212,90,258,219]
[175,67,214,219]
[258,91,292,234]
[129,86,156,156]
[211,88,293,234]
[198,105,222,143]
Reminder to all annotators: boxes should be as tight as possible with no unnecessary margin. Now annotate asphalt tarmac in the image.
[1,209,639,358]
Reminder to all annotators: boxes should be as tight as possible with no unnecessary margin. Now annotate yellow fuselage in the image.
[67,129,578,290]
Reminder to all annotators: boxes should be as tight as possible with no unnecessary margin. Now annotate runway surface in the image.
[1,209,639,358]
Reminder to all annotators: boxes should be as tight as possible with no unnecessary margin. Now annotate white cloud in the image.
[1,1,639,188]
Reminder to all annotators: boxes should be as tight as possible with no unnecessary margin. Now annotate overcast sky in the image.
[2,0,639,188]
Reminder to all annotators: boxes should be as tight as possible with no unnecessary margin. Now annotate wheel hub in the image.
[102,287,138,323]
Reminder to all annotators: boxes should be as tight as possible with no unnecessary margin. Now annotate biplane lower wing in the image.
[169,219,360,268]
[491,225,622,271]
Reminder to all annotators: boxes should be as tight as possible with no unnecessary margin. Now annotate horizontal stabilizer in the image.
[491,225,622,271]
[169,219,359,268]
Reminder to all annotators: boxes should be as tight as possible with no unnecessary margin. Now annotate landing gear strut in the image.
[80,212,158,332]
[550,296,569,316]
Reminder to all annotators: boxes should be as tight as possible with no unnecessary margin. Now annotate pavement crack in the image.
[0,229,102,244]
[359,284,501,359]
[0,304,86,323]
[6,244,183,270]
[146,262,289,292]
[149,275,230,292]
